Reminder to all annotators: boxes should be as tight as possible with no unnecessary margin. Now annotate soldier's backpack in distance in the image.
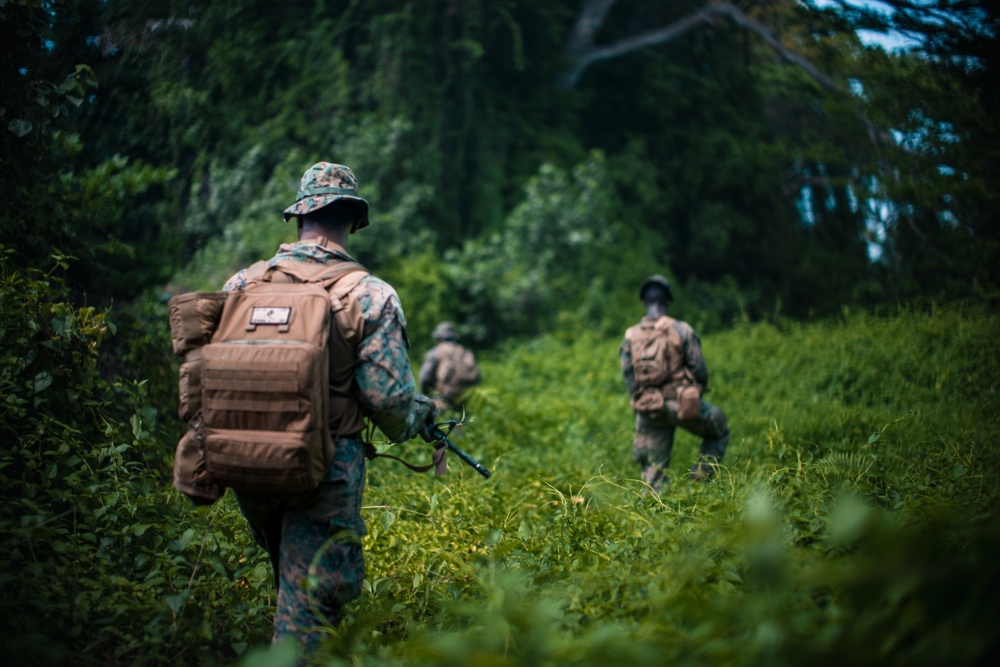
[437,342,481,404]
[197,261,366,494]
[626,315,701,419]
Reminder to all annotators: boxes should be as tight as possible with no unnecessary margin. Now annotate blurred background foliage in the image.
[5,0,998,331]
[2,0,999,664]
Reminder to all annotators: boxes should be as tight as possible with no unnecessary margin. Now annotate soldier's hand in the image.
[416,395,439,442]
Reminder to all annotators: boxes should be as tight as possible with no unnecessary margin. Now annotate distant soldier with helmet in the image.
[620,275,730,491]
[418,321,482,412]
[220,162,437,653]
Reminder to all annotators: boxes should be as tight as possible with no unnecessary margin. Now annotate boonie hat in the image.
[282,162,370,232]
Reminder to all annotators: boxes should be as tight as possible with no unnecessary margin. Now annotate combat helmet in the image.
[639,274,674,303]
[282,162,370,233]
[432,321,460,341]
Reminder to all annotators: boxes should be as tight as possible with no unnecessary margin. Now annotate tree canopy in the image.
[2,0,998,332]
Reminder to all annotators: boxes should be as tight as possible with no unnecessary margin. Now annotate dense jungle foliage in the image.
[2,0,999,665]
[2,280,998,664]
[4,0,1000,327]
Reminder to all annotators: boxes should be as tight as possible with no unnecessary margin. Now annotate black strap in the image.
[363,441,448,476]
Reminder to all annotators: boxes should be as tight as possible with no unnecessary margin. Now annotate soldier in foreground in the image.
[222,162,437,652]
[418,321,482,413]
[620,275,730,492]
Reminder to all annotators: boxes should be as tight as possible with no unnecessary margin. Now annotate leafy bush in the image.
[302,304,999,666]
[446,151,661,343]
[4,252,997,667]
[0,251,272,665]
[174,117,439,295]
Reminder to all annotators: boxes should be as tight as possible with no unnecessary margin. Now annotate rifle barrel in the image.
[444,438,492,479]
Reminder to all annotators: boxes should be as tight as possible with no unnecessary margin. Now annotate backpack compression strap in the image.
[256,260,368,285]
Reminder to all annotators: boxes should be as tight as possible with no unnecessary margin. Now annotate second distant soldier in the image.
[419,321,481,412]
[621,275,730,491]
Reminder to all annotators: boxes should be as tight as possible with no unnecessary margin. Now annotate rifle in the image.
[423,420,492,479]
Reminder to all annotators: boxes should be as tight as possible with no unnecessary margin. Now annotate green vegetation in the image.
[6,1,1000,321]
[341,305,1000,667]
[2,1,999,665]
[3,274,997,664]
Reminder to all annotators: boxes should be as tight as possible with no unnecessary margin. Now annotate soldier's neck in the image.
[645,303,669,319]
[300,228,349,250]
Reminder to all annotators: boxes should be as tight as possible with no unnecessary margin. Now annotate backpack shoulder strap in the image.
[310,260,368,285]
[654,315,677,332]
[313,262,369,343]
[253,258,368,286]
[242,260,270,285]
[626,316,675,345]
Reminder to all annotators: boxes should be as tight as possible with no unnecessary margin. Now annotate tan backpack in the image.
[436,341,481,404]
[169,260,367,497]
[625,316,700,417]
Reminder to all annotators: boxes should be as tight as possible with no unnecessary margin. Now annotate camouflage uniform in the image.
[223,164,434,652]
[418,342,451,411]
[620,316,730,491]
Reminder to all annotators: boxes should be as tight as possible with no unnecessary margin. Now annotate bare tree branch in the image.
[713,4,846,94]
[560,2,845,94]
[563,0,619,61]
[560,2,721,89]
[558,0,955,263]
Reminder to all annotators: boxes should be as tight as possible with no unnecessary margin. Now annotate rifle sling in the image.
[364,441,448,476]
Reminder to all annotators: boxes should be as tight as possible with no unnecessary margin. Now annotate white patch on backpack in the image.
[250,307,291,325]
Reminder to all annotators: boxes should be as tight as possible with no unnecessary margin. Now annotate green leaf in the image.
[517,521,532,540]
[57,75,79,94]
[239,640,298,667]
[8,119,32,137]
[164,592,188,613]
[34,371,53,393]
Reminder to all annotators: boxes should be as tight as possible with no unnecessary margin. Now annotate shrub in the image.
[0,250,272,665]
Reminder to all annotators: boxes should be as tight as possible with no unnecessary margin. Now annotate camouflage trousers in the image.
[234,436,367,653]
[632,398,730,491]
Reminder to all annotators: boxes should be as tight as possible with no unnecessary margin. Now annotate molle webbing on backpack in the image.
[247,260,369,438]
[199,259,368,494]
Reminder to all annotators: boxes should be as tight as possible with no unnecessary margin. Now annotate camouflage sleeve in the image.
[417,346,440,395]
[677,322,709,388]
[354,277,434,442]
[620,335,636,396]
[222,268,248,293]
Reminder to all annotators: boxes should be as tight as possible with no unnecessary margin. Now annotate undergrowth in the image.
[305,303,1000,667]
[2,277,997,666]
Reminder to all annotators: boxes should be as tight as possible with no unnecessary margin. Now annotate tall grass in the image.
[270,303,1000,666]
[17,302,989,665]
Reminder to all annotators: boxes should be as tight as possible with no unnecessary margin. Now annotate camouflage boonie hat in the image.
[639,274,674,302]
[432,321,459,341]
[282,162,370,232]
